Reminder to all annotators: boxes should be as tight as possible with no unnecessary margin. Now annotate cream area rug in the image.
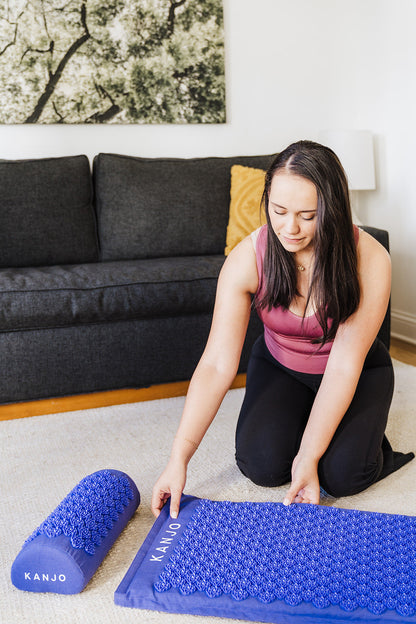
[1,359,415,624]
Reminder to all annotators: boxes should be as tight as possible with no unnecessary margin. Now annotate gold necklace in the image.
[297,264,306,272]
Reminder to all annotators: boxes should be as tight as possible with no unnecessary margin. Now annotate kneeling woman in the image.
[152,140,413,518]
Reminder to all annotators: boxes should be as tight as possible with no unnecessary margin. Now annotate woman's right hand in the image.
[151,459,187,519]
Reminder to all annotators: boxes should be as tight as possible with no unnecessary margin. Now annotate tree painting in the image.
[0,0,225,124]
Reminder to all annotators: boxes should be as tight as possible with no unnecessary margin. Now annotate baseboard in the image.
[0,374,247,421]
[391,309,416,345]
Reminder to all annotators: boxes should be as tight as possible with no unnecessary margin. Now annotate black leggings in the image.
[235,335,414,498]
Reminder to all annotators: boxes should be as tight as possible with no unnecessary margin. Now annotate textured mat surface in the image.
[115,495,416,624]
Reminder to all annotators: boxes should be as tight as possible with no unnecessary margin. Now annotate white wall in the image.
[1,0,415,341]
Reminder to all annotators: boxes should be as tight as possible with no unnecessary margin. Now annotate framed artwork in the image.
[0,0,225,124]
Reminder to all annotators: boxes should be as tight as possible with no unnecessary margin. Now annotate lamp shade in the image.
[318,130,376,190]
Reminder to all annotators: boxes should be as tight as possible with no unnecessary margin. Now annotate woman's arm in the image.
[284,230,392,505]
[151,236,259,518]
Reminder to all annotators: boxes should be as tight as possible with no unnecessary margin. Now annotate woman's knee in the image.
[235,453,290,487]
[318,449,383,498]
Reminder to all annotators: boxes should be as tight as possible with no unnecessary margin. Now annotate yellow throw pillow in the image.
[225,164,266,255]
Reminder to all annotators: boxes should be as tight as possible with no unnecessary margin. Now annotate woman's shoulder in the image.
[357,227,390,257]
[222,232,260,294]
[356,228,391,277]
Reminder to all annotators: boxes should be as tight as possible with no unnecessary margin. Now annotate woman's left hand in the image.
[283,454,320,505]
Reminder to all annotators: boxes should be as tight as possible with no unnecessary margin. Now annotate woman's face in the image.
[268,171,318,255]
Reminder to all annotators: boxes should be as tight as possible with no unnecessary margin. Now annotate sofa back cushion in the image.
[93,153,275,260]
[0,155,99,268]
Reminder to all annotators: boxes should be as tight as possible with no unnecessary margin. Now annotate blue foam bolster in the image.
[11,469,140,594]
[115,496,416,624]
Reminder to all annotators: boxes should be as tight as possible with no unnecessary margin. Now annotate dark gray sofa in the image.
[0,153,390,405]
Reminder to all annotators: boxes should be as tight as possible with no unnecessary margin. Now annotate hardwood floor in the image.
[390,336,416,367]
[1,338,414,421]
[0,375,247,421]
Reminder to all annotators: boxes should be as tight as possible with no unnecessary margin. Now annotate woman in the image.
[151,140,413,519]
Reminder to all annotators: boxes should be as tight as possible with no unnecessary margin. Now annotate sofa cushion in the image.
[0,155,99,268]
[93,153,275,261]
[0,257,225,331]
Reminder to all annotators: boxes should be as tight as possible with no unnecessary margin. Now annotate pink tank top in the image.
[252,225,359,374]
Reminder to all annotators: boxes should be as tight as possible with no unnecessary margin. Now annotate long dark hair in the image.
[258,140,360,345]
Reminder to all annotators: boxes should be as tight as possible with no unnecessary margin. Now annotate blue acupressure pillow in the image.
[11,469,140,594]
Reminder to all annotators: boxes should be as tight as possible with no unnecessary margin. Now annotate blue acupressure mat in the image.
[115,496,416,624]
[11,469,140,594]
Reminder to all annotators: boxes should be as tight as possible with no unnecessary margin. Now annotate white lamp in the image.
[318,129,376,224]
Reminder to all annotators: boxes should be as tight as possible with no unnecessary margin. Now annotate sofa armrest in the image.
[360,225,391,350]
